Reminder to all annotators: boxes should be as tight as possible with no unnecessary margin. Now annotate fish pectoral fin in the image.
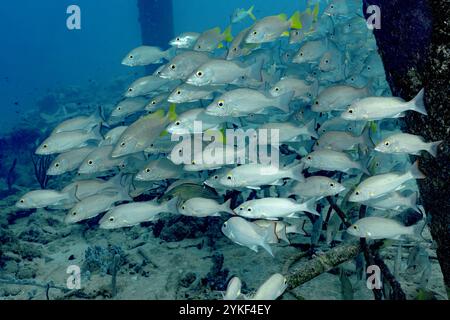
[249,245,259,253]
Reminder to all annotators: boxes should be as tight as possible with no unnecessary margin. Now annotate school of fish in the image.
[17,1,439,300]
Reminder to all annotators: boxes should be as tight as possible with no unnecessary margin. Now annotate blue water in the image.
[1,0,304,134]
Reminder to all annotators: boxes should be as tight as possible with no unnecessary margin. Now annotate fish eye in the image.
[315,101,319,105]
[178,149,182,154]
[294,31,299,36]
[176,37,180,41]
[20,199,24,203]
[72,212,77,216]
[170,64,176,70]
[300,52,304,56]
[55,163,60,167]
[151,101,156,105]
[177,90,181,95]
[348,127,353,131]
[233,47,237,52]
[129,55,133,59]
[43,144,48,149]
[223,222,228,228]
[274,87,280,92]
[227,175,232,180]
[367,66,371,70]
[120,142,126,147]
[330,183,335,187]
[355,191,360,196]
[384,141,390,146]
[128,88,133,92]
[376,162,380,167]
[330,5,334,9]
[117,107,121,110]
[191,160,196,165]
[214,175,219,180]
[109,217,115,222]
[181,206,185,210]
[348,109,354,114]
[175,121,181,126]
[196,71,203,77]
[307,156,312,160]
[253,31,257,35]
[325,59,329,64]
[353,225,358,230]
[88,160,93,165]
[121,164,125,168]
[145,168,151,173]
[247,208,252,212]
[239,207,243,211]
[217,100,225,107]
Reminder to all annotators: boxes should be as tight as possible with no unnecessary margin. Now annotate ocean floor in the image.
[0,186,447,301]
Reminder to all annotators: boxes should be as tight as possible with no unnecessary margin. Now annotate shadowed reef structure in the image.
[361,0,449,295]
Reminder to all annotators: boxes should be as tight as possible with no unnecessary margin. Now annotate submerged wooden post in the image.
[137,0,174,73]
[362,0,450,297]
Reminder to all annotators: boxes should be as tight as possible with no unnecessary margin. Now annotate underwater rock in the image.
[82,245,127,276]
[179,272,197,288]
[201,253,229,291]
[156,216,225,243]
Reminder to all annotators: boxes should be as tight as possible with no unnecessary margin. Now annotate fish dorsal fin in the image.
[167,103,178,121]
[211,27,222,35]
[312,3,320,22]
[277,13,288,21]
[290,11,303,29]
[222,25,234,43]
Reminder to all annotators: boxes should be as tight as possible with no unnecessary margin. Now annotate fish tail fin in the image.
[222,198,234,215]
[408,160,426,180]
[248,5,257,21]
[164,47,176,60]
[261,226,275,257]
[290,11,303,29]
[409,88,427,116]
[107,172,126,189]
[274,91,294,113]
[305,119,318,139]
[117,183,133,202]
[360,124,375,148]
[167,103,177,121]
[301,198,320,216]
[246,57,263,82]
[428,140,443,157]
[278,224,290,244]
[408,209,427,239]
[310,79,320,97]
[407,192,421,214]
[223,25,234,43]
[287,162,305,182]
[165,196,180,214]
[89,125,104,141]
[312,2,320,22]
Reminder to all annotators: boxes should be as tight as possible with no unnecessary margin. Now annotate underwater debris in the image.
[82,245,126,276]
[201,253,229,291]
[31,154,53,189]
[7,158,17,193]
